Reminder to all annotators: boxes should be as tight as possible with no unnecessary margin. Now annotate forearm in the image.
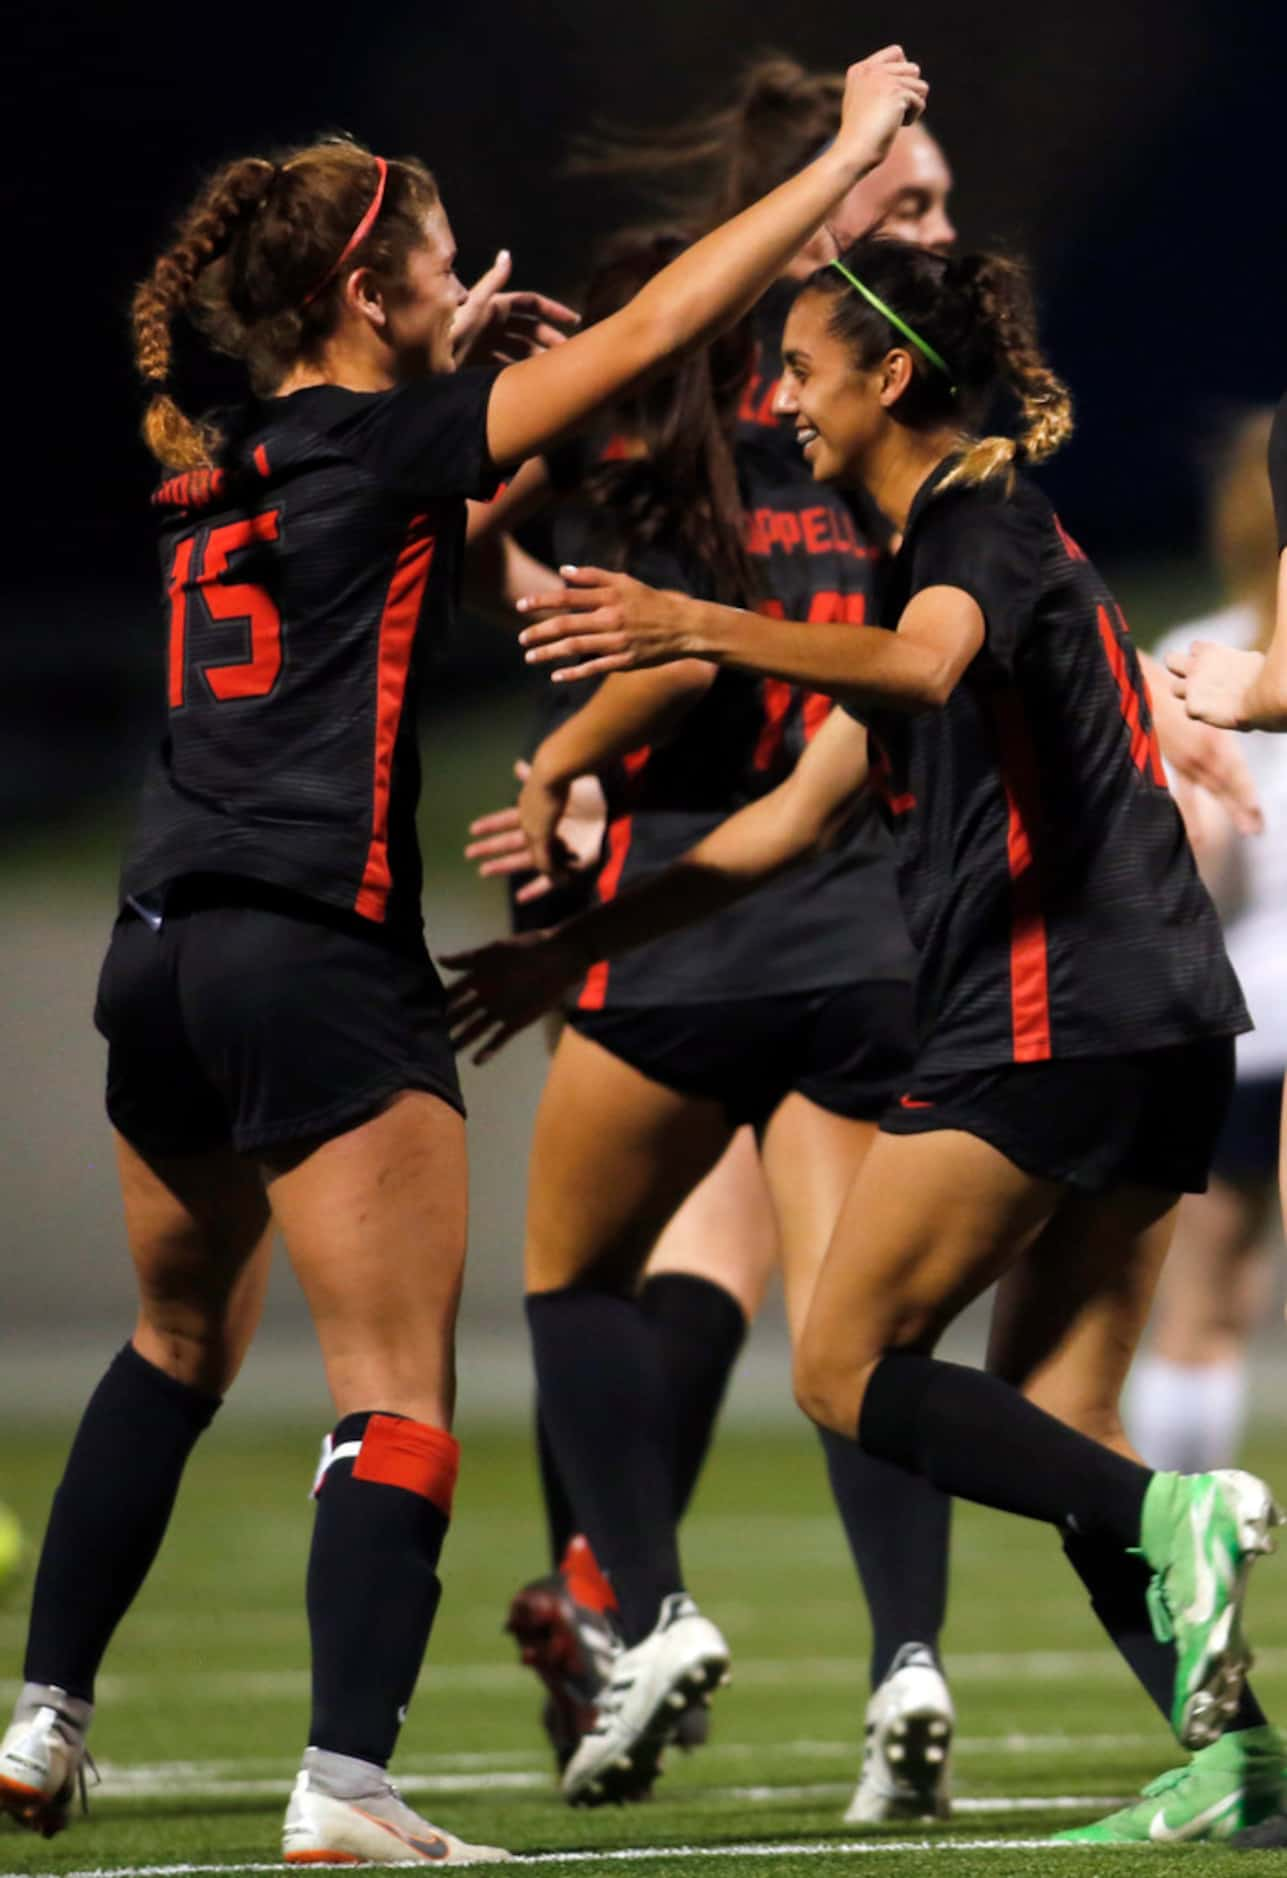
[535,665,713,785]
[560,787,824,967]
[1247,552,1287,729]
[626,148,883,359]
[686,600,953,709]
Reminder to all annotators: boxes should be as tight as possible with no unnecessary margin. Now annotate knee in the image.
[792,1328,880,1438]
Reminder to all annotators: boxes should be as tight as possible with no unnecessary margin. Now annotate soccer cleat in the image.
[1138,1469,1283,1748]
[1054,1724,1287,1843]
[282,1767,512,1865]
[561,1592,729,1807]
[505,1536,621,1774]
[1230,1808,1287,1848]
[844,1642,953,1825]
[0,1701,92,1839]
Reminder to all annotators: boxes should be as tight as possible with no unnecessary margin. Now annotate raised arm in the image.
[462,456,557,623]
[483,48,927,466]
[442,708,871,1061]
[517,567,984,711]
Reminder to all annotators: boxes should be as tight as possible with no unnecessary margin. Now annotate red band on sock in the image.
[353,1415,458,1514]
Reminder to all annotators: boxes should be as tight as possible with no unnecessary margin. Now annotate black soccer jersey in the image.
[121,370,502,934]
[1270,393,1287,551]
[559,460,913,1010]
[852,461,1249,1071]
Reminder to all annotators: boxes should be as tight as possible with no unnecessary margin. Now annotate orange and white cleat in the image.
[0,1696,94,1838]
[282,1761,511,1865]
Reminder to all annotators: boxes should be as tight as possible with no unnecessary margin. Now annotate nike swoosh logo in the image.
[351,1805,450,1861]
[1149,1790,1242,1842]
[899,1094,934,1109]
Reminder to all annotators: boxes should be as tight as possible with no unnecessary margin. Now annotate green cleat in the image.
[1055,1726,1286,1844]
[1138,1470,1282,1749]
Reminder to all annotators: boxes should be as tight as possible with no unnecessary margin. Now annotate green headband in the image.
[828,259,956,394]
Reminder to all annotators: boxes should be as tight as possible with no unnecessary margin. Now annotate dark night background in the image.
[4,0,1284,831]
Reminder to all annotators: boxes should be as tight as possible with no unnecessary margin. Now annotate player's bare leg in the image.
[265,1089,508,1863]
[524,1028,733,1801]
[763,1097,954,1822]
[1,1139,271,1836]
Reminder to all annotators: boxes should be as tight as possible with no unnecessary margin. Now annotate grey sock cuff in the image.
[17,1682,93,1737]
[303,1744,388,1798]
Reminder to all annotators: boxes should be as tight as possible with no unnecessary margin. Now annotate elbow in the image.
[912,661,957,713]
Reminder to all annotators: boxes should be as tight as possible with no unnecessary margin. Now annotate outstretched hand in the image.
[464,762,608,902]
[452,250,581,368]
[440,930,584,1064]
[517,567,695,682]
[1167,641,1271,741]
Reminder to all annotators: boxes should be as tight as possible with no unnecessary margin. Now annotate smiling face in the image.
[774,289,894,484]
[377,203,467,376]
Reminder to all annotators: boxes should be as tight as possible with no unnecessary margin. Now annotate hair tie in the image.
[300,156,388,308]
[828,258,956,394]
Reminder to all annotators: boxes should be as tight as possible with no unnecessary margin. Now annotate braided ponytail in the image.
[132,139,440,472]
[133,157,278,470]
[940,253,1072,492]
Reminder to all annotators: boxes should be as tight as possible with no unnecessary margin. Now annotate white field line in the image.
[79,1762,1125,1806]
[13,1643,1285,1705]
[0,1845,1115,1877]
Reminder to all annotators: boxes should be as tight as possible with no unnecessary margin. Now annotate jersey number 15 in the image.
[167,512,283,709]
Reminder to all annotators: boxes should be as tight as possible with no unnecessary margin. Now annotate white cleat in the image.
[282,1769,512,1865]
[0,1702,91,1839]
[845,1642,953,1825]
[561,1592,729,1807]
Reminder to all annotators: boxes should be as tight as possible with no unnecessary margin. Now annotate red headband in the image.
[300,156,389,307]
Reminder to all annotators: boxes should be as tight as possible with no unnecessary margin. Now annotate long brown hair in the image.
[807,237,1074,491]
[570,56,843,231]
[575,231,758,607]
[132,138,439,471]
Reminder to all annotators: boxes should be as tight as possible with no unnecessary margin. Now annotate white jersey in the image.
[1156,603,1287,1080]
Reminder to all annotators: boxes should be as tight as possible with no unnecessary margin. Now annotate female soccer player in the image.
[1129,411,1287,1475]
[1169,395,1287,734]
[468,64,959,1816]
[0,53,930,1864]
[467,229,953,1813]
[446,236,1285,1844]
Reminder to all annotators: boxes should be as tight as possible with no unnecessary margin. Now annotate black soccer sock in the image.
[818,1427,950,1687]
[526,1287,683,1645]
[640,1272,747,1520]
[535,1402,579,1569]
[23,1341,220,1702]
[858,1353,1150,1544]
[307,1411,457,1767]
[1061,1529,1268,1731]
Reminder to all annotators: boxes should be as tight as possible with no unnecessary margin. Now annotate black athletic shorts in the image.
[880,1037,1236,1194]
[564,980,915,1129]
[1211,1073,1283,1184]
[94,875,463,1158]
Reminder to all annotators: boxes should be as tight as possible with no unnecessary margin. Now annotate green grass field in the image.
[4,1422,1287,1876]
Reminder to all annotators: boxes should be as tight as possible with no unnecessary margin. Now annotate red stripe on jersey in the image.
[253,443,271,478]
[577,816,636,1011]
[1098,605,1167,785]
[1053,515,1087,562]
[355,516,436,922]
[990,693,1052,1063]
